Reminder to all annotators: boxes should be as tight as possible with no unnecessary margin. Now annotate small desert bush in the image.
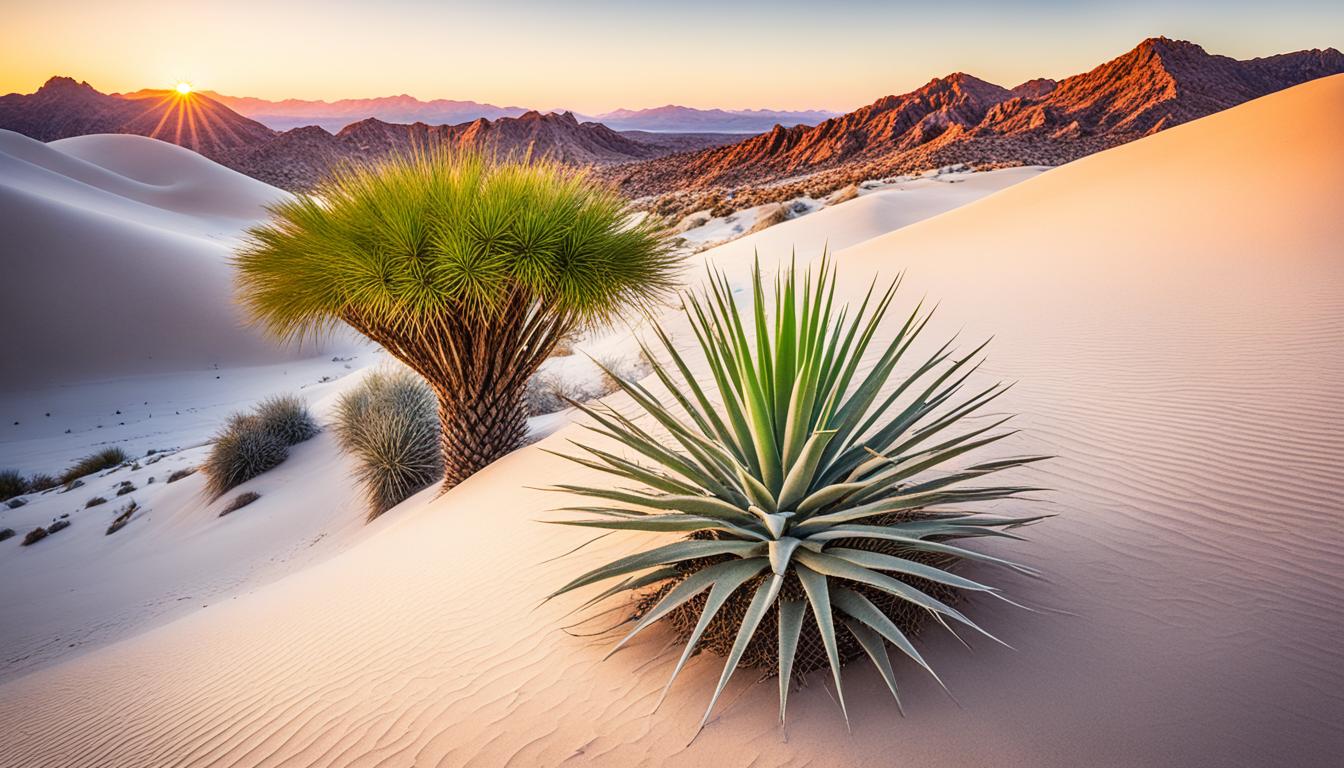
[0,469,25,500]
[166,467,195,483]
[105,501,139,535]
[27,473,59,492]
[60,447,129,484]
[85,496,108,508]
[219,491,261,517]
[254,395,319,446]
[21,527,48,546]
[200,395,315,499]
[546,258,1048,728]
[334,368,442,519]
[202,415,288,499]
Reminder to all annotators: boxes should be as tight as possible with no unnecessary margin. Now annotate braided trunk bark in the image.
[344,289,572,493]
[434,380,529,490]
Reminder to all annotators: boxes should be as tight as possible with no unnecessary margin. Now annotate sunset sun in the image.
[174,81,192,95]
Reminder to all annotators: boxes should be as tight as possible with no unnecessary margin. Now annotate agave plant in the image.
[546,258,1049,729]
[236,149,679,489]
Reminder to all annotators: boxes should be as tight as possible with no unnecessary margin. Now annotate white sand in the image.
[0,130,1034,693]
[0,131,356,390]
[1,76,1341,766]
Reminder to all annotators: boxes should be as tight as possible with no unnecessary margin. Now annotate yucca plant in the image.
[236,149,679,489]
[546,258,1049,729]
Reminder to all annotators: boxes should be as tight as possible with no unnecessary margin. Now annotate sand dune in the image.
[1,76,1342,767]
[0,131,347,390]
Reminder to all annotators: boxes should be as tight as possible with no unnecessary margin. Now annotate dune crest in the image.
[0,131,343,390]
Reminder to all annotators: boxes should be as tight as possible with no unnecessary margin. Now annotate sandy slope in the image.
[0,136,1030,689]
[674,165,1046,252]
[0,131,350,390]
[2,76,1342,767]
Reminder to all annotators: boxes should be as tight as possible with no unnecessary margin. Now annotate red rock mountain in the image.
[4,38,1341,200]
[606,38,1344,199]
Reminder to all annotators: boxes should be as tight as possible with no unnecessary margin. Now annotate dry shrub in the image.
[219,491,261,517]
[334,368,442,520]
[59,447,128,484]
[202,415,288,499]
[254,395,320,445]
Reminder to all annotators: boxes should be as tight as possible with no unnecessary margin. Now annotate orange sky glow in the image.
[1,1,1339,113]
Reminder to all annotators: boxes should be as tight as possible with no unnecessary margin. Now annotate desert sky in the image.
[1,0,1341,112]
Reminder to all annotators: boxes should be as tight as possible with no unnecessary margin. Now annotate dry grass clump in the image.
[219,491,261,517]
[166,467,195,483]
[59,447,129,484]
[202,395,317,499]
[203,415,288,499]
[334,369,442,519]
[254,395,320,445]
[105,501,139,535]
[21,527,48,546]
[84,495,108,508]
[26,473,59,492]
[115,481,136,496]
[0,528,14,542]
[524,354,640,417]
[0,469,25,501]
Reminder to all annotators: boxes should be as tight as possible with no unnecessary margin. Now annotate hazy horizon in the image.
[2,1,1340,113]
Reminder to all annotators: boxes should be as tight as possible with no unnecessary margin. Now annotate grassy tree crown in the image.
[234,149,680,342]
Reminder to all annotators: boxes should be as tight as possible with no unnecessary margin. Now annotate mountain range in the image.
[2,37,1340,208]
[0,82,740,190]
[604,37,1344,205]
[203,93,836,133]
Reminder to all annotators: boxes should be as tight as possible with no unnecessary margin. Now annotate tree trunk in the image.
[435,380,529,491]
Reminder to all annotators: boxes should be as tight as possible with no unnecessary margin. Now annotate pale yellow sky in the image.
[2,1,1339,113]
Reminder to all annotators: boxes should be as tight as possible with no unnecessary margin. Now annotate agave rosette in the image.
[546,257,1048,728]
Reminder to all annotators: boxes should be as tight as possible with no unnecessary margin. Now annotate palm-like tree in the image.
[235,150,679,489]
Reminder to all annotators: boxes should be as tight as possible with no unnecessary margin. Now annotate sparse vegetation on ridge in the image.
[0,469,25,501]
[546,258,1049,728]
[58,447,129,484]
[235,149,681,490]
[334,368,441,519]
[203,415,289,499]
[202,395,317,499]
